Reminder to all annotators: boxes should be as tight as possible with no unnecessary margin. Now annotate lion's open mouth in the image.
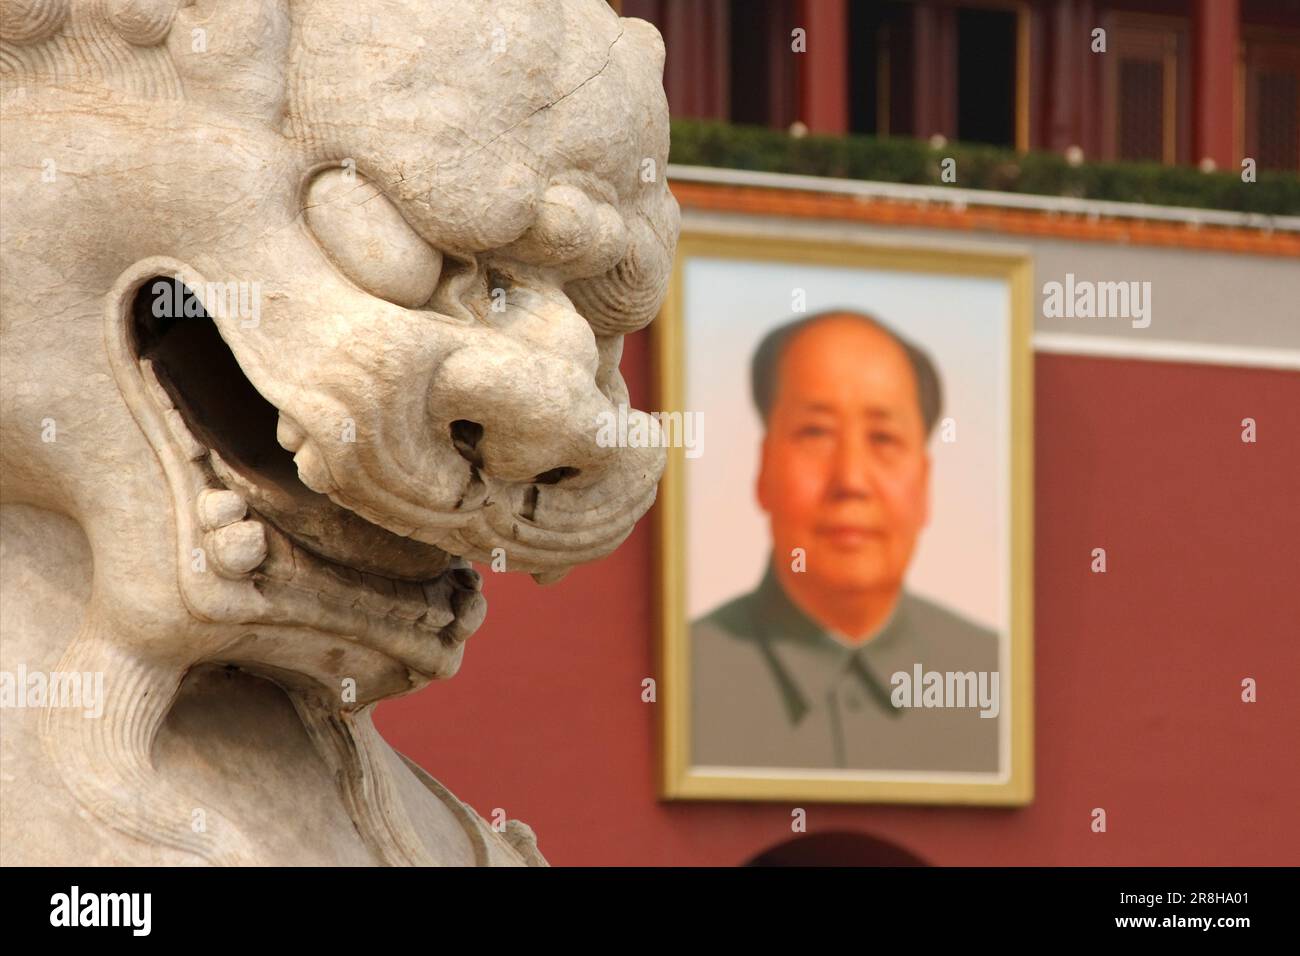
[127,276,483,658]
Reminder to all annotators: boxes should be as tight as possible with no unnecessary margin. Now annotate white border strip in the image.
[668,163,1300,233]
[1033,333,1300,370]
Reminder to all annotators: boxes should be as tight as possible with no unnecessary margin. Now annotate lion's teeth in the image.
[140,358,204,458]
[444,588,487,644]
[531,568,571,586]
[257,521,295,577]
[450,566,482,591]
[276,413,305,453]
[164,408,206,461]
[419,578,457,628]
[292,442,334,494]
[197,488,247,530]
[390,581,430,621]
[138,359,175,410]
[209,520,268,576]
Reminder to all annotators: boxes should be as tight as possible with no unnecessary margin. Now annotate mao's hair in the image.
[750,310,943,436]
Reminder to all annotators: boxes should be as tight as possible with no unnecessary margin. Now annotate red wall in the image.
[377,335,1300,866]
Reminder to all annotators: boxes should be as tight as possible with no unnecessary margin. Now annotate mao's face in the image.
[757,318,931,597]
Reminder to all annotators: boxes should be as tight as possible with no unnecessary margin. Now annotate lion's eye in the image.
[304,168,442,308]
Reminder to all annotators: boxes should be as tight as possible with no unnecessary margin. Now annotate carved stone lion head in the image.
[0,0,677,863]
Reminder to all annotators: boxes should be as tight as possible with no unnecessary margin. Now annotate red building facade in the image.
[618,0,1300,172]
[375,178,1300,866]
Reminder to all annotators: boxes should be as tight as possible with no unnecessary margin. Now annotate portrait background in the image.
[376,173,1294,857]
[655,230,1034,804]
[683,256,1012,634]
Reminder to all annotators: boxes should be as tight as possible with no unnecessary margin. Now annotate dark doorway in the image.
[729,0,796,128]
[848,2,915,138]
[956,7,1017,147]
[746,831,930,867]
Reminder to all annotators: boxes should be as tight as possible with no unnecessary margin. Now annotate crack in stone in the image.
[468,26,625,160]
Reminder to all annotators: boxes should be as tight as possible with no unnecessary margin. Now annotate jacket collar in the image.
[746,558,910,726]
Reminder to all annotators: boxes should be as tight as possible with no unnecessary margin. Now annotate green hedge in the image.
[669,119,1300,216]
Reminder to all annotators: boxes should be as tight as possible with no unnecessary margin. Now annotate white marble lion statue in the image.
[0,0,677,865]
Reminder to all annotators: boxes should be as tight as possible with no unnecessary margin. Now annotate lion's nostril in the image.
[533,466,580,485]
[450,419,485,468]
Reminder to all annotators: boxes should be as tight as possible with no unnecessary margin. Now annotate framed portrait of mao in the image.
[655,229,1034,805]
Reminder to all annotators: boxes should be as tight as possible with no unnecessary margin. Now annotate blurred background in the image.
[377,0,1300,866]
[624,0,1298,183]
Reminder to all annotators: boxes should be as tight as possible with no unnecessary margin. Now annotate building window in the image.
[847,1,913,137]
[727,0,797,128]
[1118,59,1166,161]
[1244,36,1300,171]
[956,6,1019,148]
[1103,16,1190,165]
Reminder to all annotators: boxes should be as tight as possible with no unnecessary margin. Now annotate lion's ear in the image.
[621,14,667,77]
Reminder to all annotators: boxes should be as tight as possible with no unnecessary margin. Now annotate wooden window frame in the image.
[1102,12,1191,166]
[1241,28,1300,172]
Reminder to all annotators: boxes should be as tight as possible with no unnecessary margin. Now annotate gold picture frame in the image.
[654,229,1035,806]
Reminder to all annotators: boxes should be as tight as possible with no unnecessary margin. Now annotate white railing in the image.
[667,164,1300,234]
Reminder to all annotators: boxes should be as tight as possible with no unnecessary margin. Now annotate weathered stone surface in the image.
[0,0,677,866]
